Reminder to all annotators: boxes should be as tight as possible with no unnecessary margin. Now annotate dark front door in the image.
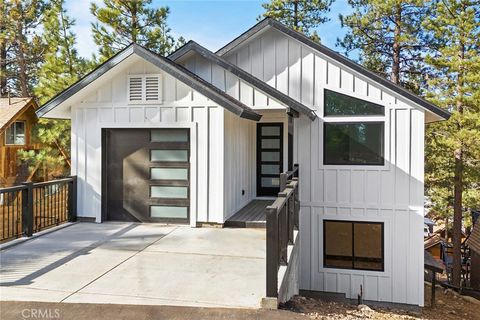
[257,123,283,197]
[104,128,190,223]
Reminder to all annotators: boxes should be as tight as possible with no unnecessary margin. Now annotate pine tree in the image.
[424,0,480,287]
[338,0,427,89]
[20,0,91,180]
[2,0,46,97]
[90,0,180,60]
[260,0,334,42]
[35,0,90,102]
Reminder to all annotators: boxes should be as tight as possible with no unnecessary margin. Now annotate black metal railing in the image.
[0,176,77,242]
[266,164,300,297]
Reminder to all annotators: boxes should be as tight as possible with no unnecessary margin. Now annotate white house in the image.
[36,19,450,307]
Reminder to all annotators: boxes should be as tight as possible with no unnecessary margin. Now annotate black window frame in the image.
[323,121,385,166]
[323,220,385,272]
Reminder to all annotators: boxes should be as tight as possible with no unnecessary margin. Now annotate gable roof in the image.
[169,41,317,120]
[216,18,451,121]
[467,224,480,255]
[36,44,261,121]
[0,97,37,133]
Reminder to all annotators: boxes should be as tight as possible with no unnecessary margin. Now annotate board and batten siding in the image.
[224,28,425,306]
[179,53,283,109]
[71,56,225,224]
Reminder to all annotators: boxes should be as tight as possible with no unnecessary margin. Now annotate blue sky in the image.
[65,0,353,58]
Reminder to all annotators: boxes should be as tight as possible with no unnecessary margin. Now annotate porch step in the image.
[224,200,272,228]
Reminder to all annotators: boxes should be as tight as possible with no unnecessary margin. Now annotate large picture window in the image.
[323,220,384,271]
[324,122,384,165]
[323,89,385,166]
[5,121,25,145]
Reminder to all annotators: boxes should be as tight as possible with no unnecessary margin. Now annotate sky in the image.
[65,0,354,59]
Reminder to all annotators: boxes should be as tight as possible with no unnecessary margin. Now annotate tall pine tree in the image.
[20,0,91,180]
[1,0,46,97]
[338,0,427,90]
[424,0,480,287]
[260,0,334,42]
[90,0,179,60]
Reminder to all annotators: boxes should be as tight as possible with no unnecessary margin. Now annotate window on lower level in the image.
[324,220,384,271]
[5,121,25,145]
[324,122,384,165]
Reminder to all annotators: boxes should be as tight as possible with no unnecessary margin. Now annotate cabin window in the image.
[323,89,385,165]
[324,220,384,271]
[5,121,26,145]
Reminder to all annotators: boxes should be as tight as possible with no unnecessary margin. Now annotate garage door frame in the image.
[100,123,197,226]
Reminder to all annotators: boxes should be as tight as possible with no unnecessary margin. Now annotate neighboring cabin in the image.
[0,98,40,187]
[35,19,450,306]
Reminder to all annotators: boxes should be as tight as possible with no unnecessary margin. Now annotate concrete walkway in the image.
[0,222,266,308]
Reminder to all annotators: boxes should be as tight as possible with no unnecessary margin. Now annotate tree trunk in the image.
[0,42,6,96]
[0,1,7,96]
[391,3,401,84]
[451,40,465,288]
[15,18,29,97]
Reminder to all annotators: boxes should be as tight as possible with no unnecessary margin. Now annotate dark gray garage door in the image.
[103,128,190,223]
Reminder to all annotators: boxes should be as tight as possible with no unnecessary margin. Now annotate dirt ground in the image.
[281,284,480,320]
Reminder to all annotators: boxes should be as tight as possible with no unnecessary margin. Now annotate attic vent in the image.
[145,76,160,101]
[129,76,143,101]
[128,74,162,104]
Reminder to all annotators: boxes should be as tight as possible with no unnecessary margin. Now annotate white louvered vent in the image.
[128,76,143,102]
[145,76,160,101]
[128,74,162,104]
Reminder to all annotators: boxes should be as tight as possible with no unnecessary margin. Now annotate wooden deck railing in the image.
[0,176,77,242]
[266,164,300,297]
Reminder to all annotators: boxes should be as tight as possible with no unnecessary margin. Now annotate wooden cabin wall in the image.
[0,107,38,187]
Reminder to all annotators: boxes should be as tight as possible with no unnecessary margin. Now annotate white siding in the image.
[71,56,224,224]
[179,53,286,110]
[224,28,425,306]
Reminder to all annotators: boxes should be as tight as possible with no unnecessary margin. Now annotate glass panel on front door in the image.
[257,123,283,197]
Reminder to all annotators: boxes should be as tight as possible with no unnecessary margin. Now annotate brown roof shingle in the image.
[467,224,480,254]
[0,98,35,133]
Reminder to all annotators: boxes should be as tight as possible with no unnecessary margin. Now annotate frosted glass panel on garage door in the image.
[151,129,189,142]
[150,186,188,198]
[151,150,188,162]
[150,168,188,180]
[150,206,188,218]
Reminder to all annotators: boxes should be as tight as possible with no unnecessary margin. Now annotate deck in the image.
[225,200,273,228]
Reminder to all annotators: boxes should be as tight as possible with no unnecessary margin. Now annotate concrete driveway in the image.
[0,222,266,308]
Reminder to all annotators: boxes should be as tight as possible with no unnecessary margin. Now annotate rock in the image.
[357,304,373,312]
[462,295,480,305]
[448,310,457,315]
[437,299,444,305]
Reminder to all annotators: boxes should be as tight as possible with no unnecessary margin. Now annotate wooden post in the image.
[266,206,279,297]
[431,271,436,307]
[68,176,77,222]
[21,182,33,237]
[280,172,288,192]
